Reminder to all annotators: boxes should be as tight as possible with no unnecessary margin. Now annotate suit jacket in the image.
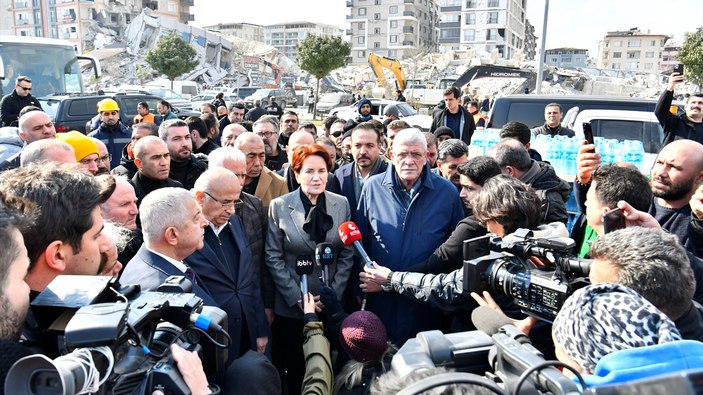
[334,159,388,221]
[265,190,354,319]
[185,216,267,358]
[119,245,217,307]
[254,166,288,214]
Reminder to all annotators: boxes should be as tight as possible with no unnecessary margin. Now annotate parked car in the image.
[315,92,355,115]
[189,92,239,111]
[243,88,292,109]
[330,99,432,131]
[39,93,199,134]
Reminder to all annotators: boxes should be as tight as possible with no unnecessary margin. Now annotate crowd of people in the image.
[0,70,700,394]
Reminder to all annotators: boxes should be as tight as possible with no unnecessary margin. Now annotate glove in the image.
[319,285,342,316]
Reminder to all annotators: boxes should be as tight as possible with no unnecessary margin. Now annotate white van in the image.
[146,79,199,99]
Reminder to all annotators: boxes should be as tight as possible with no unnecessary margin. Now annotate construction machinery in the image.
[368,53,406,97]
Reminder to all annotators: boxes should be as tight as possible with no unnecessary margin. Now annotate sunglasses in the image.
[17,86,31,91]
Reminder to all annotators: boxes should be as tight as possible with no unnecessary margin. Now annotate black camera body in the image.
[463,229,591,321]
[7,275,228,395]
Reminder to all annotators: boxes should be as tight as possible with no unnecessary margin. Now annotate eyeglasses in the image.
[98,153,111,163]
[256,131,276,138]
[17,85,31,91]
[204,191,235,208]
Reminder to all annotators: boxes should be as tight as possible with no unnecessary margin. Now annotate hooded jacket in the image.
[343,98,373,132]
[519,160,571,224]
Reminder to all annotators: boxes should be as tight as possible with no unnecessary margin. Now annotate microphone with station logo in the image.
[295,255,314,298]
[315,242,335,287]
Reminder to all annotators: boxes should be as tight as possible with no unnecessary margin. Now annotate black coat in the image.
[0,91,43,126]
[429,106,475,145]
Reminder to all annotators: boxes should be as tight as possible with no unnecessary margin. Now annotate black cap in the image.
[433,126,454,139]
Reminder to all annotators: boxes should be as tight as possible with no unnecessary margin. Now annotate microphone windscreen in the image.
[471,305,512,336]
[338,221,362,246]
[295,255,315,276]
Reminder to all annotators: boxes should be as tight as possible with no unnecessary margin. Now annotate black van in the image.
[487,94,678,130]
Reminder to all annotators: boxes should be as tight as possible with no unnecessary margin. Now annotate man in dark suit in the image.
[334,122,388,221]
[429,86,476,145]
[188,168,268,358]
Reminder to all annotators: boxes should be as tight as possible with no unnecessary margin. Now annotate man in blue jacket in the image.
[356,128,463,344]
[88,98,131,168]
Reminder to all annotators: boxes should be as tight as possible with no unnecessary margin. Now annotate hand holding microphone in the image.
[338,221,376,310]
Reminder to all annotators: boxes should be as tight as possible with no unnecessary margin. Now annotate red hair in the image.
[291,144,332,173]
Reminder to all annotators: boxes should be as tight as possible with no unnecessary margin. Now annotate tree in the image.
[678,27,703,89]
[296,34,351,119]
[145,34,199,90]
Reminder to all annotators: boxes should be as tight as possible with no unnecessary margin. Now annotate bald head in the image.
[194,167,241,193]
[659,140,703,170]
[651,139,703,207]
[193,168,241,227]
[18,111,56,143]
[286,130,316,162]
[221,123,247,147]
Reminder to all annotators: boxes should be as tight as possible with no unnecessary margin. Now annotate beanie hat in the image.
[357,98,372,112]
[56,131,99,161]
[339,311,387,363]
[433,126,454,139]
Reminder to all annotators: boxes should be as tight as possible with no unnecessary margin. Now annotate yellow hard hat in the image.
[97,98,120,113]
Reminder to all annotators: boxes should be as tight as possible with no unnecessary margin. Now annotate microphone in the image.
[471,305,529,345]
[315,242,335,287]
[338,221,373,268]
[295,255,314,296]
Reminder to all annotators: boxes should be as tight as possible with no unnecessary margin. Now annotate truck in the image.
[404,65,536,107]
[0,35,100,97]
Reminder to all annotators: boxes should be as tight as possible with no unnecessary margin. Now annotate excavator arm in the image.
[368,53,406,91]
[451,65,537,93]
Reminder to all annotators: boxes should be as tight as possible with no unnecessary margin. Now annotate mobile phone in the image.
[603,208,626,234]
[583,122,595,153]
[674,64,684,75]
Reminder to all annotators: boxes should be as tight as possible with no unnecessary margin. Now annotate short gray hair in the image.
[140,188,195,244]
[133,135,166,160]
[20,139,74,167]
[253,115,279,133]
[437,138,468,162]
[392,128,426,153]
[589,227,695,320]
[208,147,246,169]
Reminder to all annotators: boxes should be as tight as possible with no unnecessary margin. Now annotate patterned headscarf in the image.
[553,283,681,373]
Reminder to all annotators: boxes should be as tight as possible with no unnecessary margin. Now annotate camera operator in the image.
[0,164,113,356]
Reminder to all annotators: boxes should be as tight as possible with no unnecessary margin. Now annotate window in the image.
[358,7,366,16]
[464,29,475,41]
[613,41,622,47]
[465,13,475,25]
[644,63,653,70]
[167,1,177,12]
[442,14,460,22]
[627,39,641,48]
[357,36,365,44]
[389,50,397,57]
[374,42,380,48]
[440,28,460,39]
[389,5,398,13]
[390,35,397,43]
[649,40,656,46]
[488,0,499,6]
[357,50,366,57]
[357,22,365,29]
[488,12,498,23]
[645,51,654,58]
[390,20,398,28]
[374,13,381,20]
[628,61,639,70]
[466,0,477,8]
[612,52,621,58]
[611,63,621,69]
[374,0,380,4]
[486,29,497,40]
[374,27,380,34]
[562,57,572,63]
[626,51,639,59]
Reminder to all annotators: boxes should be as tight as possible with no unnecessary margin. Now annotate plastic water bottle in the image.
[601,139,615,165]
[563,137,579,178]
[623,140,645,172]
[471,129,486,155]
[485,129,500,153]
[544,136,557,166]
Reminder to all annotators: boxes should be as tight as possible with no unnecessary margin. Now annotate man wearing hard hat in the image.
[88,98,131,168]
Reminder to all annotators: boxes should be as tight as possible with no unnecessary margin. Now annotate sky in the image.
[192,0,703,57]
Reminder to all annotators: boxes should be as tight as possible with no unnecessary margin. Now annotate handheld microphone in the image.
[315,242,335,287]
[295,255,314,297]
[338,221,373,268]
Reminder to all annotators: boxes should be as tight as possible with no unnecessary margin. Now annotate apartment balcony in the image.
[180,12,194,21]
[403,11,414,17]
[60,15,76,23]
[440,5,461,11]
[346,0,352,6]
[402,40,414,46]
[402,26,414,33]
[14,1,28,8]
[346,14,353,20]
[180,0,194,5]
[346,29,352,35]
[16,18,29,24]
[404,0,414,3]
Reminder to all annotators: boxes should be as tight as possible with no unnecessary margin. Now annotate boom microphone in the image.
[295,255,314,297]
[471,305,530,345]
[338,221,373,268]
[315,242,335,287]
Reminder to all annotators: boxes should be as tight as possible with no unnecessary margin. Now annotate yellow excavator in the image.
[368,53,406,95]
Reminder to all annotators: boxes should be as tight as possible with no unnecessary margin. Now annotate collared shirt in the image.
[147,247,188,273]
[209,222,227,236]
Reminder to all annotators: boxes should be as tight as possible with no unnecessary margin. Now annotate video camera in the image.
[463,229,591,321]
[6,275,229,395]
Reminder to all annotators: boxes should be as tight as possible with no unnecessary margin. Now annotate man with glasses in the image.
[187,168,269,358]
[0,76,43,127]
[233,132,288,214]
[254,116,287,171]
[88,98,131,169]
[91,138,111,175]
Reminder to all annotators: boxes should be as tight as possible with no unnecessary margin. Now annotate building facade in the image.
[264,21,342,61]
[544,48,587,68]
[10,0,192,53]
[347,0,439,64]
[202,22,264,43]
[660,43,681,73]
[437,0,526,60]
[597,28,669,72]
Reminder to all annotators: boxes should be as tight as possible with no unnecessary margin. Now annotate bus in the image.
[0,35,101,97]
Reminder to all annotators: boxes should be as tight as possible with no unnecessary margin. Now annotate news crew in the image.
[265,144,353,395]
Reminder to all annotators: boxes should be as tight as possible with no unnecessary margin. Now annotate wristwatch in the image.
[381,271,394,292]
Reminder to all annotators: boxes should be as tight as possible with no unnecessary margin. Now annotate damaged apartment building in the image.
[8,0,194,52]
